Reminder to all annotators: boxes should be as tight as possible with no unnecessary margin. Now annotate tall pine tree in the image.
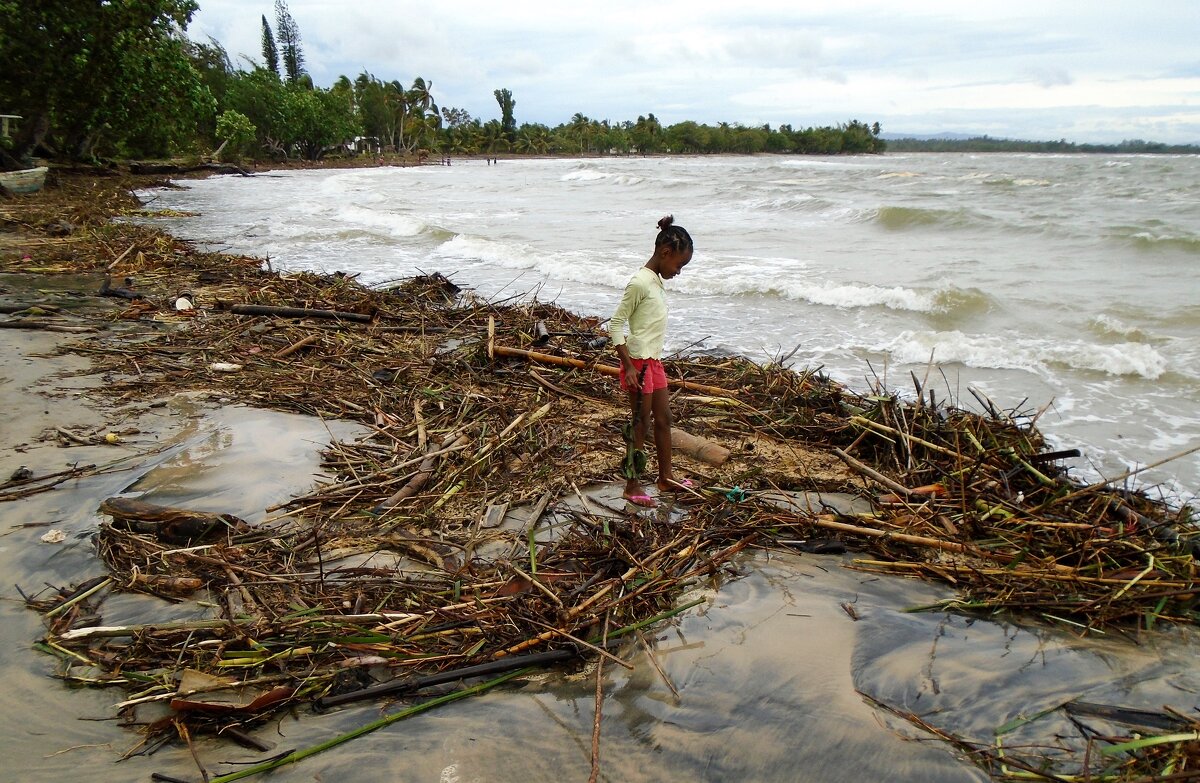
[260,15,279,76]
[274,0,305,84]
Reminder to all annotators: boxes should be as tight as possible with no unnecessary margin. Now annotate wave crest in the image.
[681,275,992,317]
[879,330,1168,379]
[560,168,646,186]
[873,205,985,230]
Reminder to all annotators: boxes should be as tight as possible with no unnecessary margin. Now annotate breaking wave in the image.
[877,330,1168,379]
[872,205,990,230]
[560,167,647,186]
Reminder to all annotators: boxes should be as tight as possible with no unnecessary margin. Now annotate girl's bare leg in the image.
[649,387,678,490]
[623,389,655,500]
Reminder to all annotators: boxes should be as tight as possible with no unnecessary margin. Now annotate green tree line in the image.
[885,136,1200,154]
[0,0,889,169]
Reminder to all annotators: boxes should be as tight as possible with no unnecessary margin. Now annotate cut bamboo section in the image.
[671,427,730,466]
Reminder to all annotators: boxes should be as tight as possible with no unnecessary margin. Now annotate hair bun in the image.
[657,215,675,230]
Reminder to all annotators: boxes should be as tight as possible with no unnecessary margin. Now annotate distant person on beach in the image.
[609,215,695,507]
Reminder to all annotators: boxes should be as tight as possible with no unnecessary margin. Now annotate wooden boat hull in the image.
[0,166,47,193]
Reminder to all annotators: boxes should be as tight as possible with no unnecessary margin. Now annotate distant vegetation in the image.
[0,0,883,168]
[886,136,1200,154]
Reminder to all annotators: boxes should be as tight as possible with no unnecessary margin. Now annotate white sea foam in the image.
[432,234,630,290]
[878,331,1168,379]
[560,168,646,185]
[771,282,936,311]
[333,204,429,237]
[743,194,831,213]
[676,272,989,316]
[1089,313,1160,343]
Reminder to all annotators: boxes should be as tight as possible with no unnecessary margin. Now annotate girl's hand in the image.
[622,362,641,392]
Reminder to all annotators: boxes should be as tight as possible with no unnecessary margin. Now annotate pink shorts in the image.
[620,358,669,394]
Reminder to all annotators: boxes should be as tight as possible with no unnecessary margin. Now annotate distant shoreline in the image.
[883,137,1200,154]
[206,143,1200,176]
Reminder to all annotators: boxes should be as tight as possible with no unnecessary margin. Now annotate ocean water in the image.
[139,153,1200,501]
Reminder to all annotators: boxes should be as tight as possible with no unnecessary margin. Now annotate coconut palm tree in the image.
[403,77,437,151]
[411,111,442,153]
[480,119,509,154]
[382,79,406,152]
[515,124,550,154]
[568,112,594,153]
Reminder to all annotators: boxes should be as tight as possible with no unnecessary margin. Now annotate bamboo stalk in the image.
[45,578,113,619]
[272,334,320,359]
[833,448,914,496]
[848,416,960,458]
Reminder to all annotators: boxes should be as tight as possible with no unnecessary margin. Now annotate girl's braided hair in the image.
[655,215,693,253]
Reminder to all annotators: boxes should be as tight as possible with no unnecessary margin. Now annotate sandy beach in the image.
[3,168,1200,783]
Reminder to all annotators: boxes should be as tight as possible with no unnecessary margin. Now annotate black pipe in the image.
[314,647,577,710]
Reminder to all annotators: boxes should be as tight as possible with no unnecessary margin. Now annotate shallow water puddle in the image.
[119,402,364,521]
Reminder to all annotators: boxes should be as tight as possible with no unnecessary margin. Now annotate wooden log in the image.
[0,319,95,333]
[0,303,60,314]
[130,573,205,595]
[129,161,251,177]
[100,497,249,544]
[671,428,730,466]
[218,302,374,323]
[374,432,472,513]
[492,344,737,397]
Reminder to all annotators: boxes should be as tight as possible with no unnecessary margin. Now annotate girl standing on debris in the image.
[609,215,695,508]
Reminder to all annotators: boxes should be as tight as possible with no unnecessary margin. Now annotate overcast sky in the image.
[188,1,1200,144]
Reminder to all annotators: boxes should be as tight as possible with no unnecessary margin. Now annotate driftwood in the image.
[99,497,249,544]
[9,181,1196,778]
[130,573,205,595]
[129,161,251,177]
[219,302,375,323]
[671,427,730,466]
[0,319,94,333]
[373,432,472,513]
[0,303,60,314]
[272,333,321,359]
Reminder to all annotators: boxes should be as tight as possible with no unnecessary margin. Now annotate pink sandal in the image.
[624,494,657,508]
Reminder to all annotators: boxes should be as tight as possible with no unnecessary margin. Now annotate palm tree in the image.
[404,77,437,152]
[515,124,550,154]
[412,111,442,153]
[481,119,509,154]
[384,80,406,151]
[568,112,593,153]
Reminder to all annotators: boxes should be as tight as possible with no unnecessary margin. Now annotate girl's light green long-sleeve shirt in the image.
[609,267,667,359]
